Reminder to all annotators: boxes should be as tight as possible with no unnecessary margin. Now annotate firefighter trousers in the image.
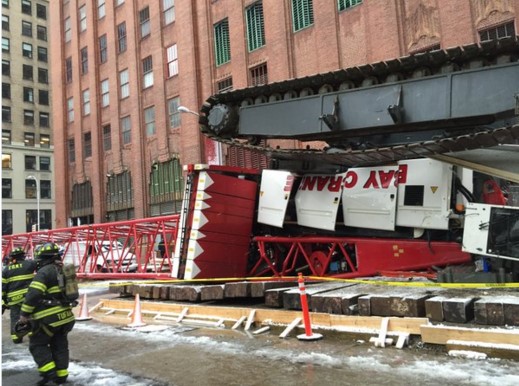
[29,320,75,383]
[8,304,22,343]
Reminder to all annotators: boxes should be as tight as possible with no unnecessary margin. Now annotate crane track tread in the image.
[200,37,519,166]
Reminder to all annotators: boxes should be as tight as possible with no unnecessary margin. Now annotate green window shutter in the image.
[292,0,314,32]
[246,2,265,52]
[214,19,230,66]
[338,0,362,12]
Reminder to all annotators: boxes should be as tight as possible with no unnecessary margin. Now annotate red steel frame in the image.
[249,235,472,278]
[2,215,179,279]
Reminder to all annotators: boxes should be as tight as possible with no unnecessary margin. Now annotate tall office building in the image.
[2,0,54,235]
[49,1,517,228]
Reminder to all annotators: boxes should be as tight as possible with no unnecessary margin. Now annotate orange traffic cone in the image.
[127,294,146,328]
[296,273,322,341]
[76,293,92,321]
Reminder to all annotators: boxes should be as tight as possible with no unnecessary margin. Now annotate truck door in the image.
[257,170,295,228]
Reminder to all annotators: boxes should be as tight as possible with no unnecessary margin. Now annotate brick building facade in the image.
[49,0,517,228]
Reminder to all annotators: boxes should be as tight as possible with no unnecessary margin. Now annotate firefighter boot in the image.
[36,370,58,386]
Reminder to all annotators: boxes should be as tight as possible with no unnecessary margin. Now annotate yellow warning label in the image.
[431,186,438,193]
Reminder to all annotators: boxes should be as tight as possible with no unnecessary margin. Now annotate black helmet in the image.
[14,320,32,338]
[37,242,60,260]
[9,247,26,260]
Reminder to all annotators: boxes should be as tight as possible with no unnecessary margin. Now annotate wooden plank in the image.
[244,309,256,331]
[97,298,427,334]
[504,301,519,326]
[159,286,170,300]
[264,286,294,308]
[224,282,251,298]
[279,317,302,339]
[309,283,360,314]
[443,297,476,323]
[446,339,519,360]
[391,294,432,318]
[425,296,446,322]
[282,282,350,310]
[200,284,225,301]
[169,285,202,302]
[176,307,189,323]
[253,326,270,335]
[250,281,297,298]
[420,324,519,345]
[231,315,247,330]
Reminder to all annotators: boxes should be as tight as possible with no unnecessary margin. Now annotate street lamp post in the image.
[178,106,223,165]
[27,175,40,231]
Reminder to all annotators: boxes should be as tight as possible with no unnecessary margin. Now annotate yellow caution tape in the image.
[92,275,519,289]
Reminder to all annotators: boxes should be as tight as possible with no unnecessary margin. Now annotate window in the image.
[2,83,10,99]
[37,46,47,62]
[22,20,32,36]
[64,17,71,42]
[246,2,265,52]
[25,155,37,169]
[216,76,232,93]
[68,139,75,162]
[79,5,87,32]
[40,134,50,148]
[214,19,230,66]
[479,22,515,42]
[24,132,35,146]
[67,97,74,122]
[2,210,13,236]
[99,34,107,63]
[22,0,31,15]
[140,7,150,38]
[119,69,129,98]
[26,209,52,232]
[39,90,49,105]
[101,79,109,107]
[103,125,111,151]
[2,37,9,53]
[25,179,37,199]
[149,159,184,213]
[2,106,11,122]
[117,22,127,53]
[39,112,49,127]
[121,116,131,145]
[83,132,92,158]
[22,43,33,58]
[168,97,180,128]
[250,63,268,86]
[2,130,11,144]
[145,106,156,136]
[82,89,90,115]
[23,87,34,103]
[24,109,34,125]
[2,179,12,199]
[40,180,51,199]
[292,0,314,32]
[2,15,8,31]
[98,0,106,19]
[166,44,178,77]
[40,156,50,171]
[142,56,153,88]
[2,0,8,8]
[37,25,47,41]
[163,0,175,25]
[2,153,12,168]
[2,38,11,52]
[65,57,72,83]
[2,60,9,76]
[38,68,48,83]
[23,64,33,80]
[36,3,46,19]
[338,0,362,11]
[81,47,88,74]
[116,0,124,5]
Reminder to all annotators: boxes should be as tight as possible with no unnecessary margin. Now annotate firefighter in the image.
[19,242,76,386]
[1,247,37,343]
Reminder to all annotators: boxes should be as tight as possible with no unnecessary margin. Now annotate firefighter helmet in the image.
[9,247,26,260]
[14,320,32,338]
[37,242,60,260]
